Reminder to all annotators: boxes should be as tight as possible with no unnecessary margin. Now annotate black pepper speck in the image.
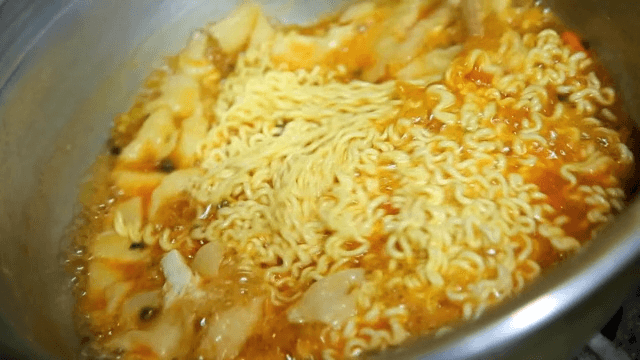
[139,307,158,321]
[129,242,146,250]
[158,158,176,173]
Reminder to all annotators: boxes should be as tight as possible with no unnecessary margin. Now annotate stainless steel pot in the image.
[1,1,639,359]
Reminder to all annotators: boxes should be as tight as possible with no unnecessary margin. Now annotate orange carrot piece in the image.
[561,31,586,52]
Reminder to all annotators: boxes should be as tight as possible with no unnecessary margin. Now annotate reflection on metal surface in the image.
[509,295,559,330]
